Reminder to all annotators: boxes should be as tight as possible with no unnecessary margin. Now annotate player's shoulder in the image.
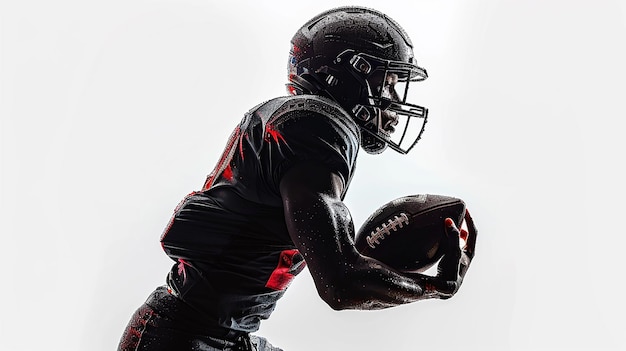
[252,95,357,130]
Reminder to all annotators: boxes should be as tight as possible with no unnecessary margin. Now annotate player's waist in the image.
[145,285,249,341]
[165,265,287,333]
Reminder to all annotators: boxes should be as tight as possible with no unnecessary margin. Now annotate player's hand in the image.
[432,211,477,298]
[437,217,461,279]
[430,218,461,298]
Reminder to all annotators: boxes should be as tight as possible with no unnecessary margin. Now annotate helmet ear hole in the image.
[349,55,372,74]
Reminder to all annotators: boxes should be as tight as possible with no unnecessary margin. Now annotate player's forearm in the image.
[318,252,452,310]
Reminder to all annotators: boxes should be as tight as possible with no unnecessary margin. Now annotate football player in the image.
[118,6,477,351]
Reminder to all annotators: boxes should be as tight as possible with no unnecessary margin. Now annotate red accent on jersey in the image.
[287,84,297,95]
[203,127,241,190]
[265,124,285,144]
[223,164,233,182]
[177,258,190,283]
[239,132,247,160]
[265,249,300,291]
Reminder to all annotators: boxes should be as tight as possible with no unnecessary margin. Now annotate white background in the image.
[2,0,625,350]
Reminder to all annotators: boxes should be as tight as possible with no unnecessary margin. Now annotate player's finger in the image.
[463,210,477,258]
[459,228,469,242]
[444,219,463,257]
[444,218,459,241]
[459,252,471,278]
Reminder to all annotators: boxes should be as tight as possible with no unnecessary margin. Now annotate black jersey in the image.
[160,95,360,334]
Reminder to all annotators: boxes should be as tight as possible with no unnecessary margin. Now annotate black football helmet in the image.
[287,6,428,154]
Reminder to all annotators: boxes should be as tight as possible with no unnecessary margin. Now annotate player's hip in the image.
[118,286,251,350]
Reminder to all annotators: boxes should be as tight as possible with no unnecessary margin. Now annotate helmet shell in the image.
[290,7,416,74]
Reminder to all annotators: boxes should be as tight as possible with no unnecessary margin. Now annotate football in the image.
[354,194,466,272]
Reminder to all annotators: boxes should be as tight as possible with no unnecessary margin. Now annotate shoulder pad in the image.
[252,95,354,126]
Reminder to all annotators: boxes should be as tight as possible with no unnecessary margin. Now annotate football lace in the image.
[366,213,410,249]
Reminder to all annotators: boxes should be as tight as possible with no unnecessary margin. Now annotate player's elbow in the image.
[315,279,354,310]
[324,296,349,311]
[318,277,387,310]
[317,286,349,310]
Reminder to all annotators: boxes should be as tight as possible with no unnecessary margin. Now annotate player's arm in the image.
[279,162,470,310]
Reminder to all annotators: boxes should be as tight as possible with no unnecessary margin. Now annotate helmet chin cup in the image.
[361,131,388,154]
[352,104,388,154]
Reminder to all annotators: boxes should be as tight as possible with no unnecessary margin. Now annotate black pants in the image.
[118,287,282,351]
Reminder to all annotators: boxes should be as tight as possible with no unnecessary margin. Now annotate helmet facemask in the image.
[331,50,429,154]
